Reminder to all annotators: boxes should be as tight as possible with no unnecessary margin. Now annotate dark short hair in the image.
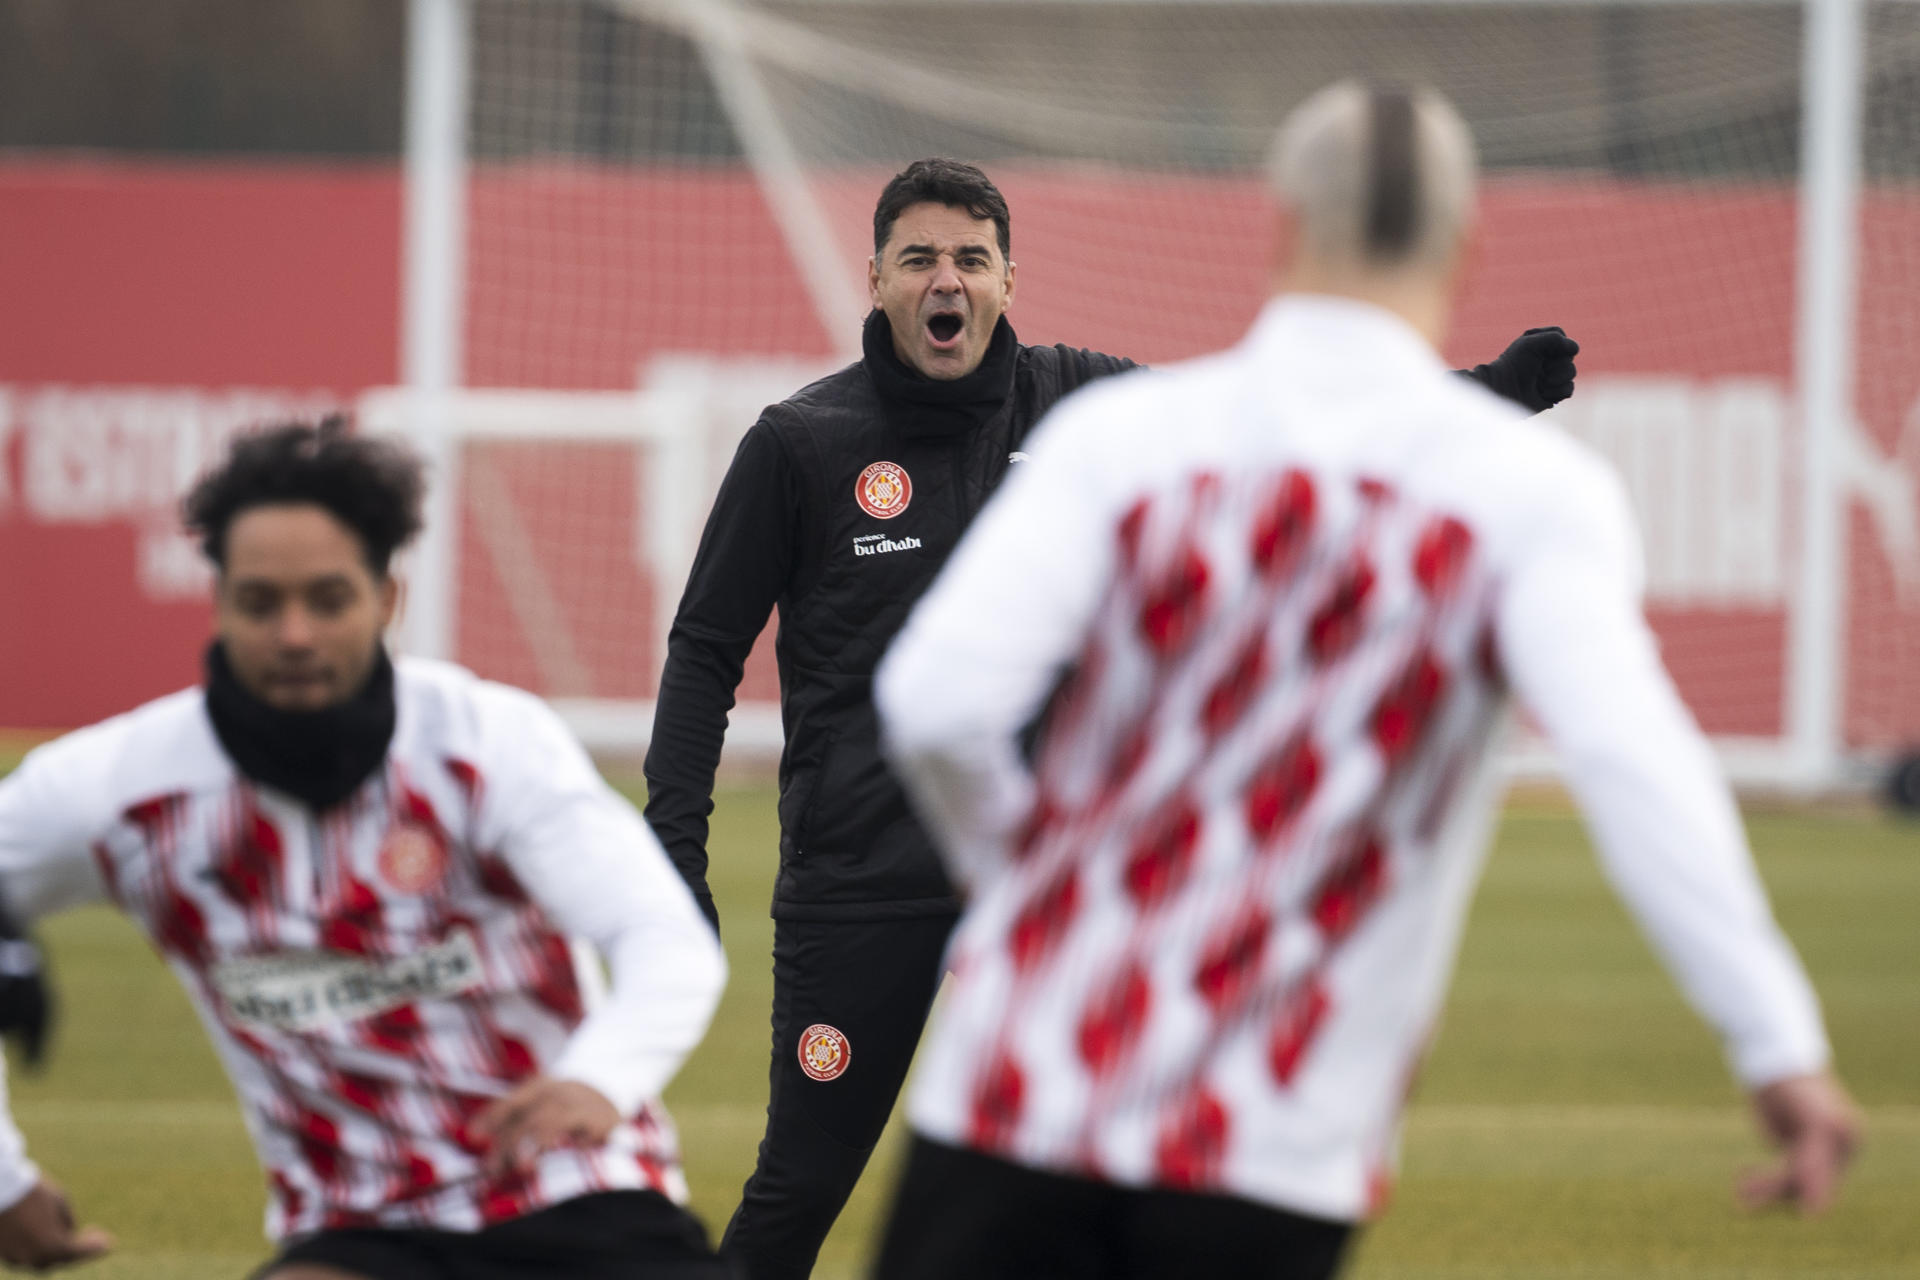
[183,415,425,576]
[872,157,1012,262]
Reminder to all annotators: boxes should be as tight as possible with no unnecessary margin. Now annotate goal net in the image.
[390,0,1920,785]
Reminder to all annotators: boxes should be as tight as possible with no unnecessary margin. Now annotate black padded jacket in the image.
[642,313,1137,925]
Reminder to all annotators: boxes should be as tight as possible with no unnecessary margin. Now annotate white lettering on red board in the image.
[0,386,343,599]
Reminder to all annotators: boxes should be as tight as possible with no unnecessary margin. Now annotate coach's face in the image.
[868,201,1016,380]
[216,503,398,712]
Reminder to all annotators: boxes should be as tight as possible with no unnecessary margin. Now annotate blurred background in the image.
[1,3,1918,1276]
[4,0,1920,799]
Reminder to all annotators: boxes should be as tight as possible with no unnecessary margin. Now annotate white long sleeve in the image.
[876,405,1118,888]
[0,728,115,923]
[1497,462,1829,1087]
[0,726,118,1211]
[484,689,726,1115]
[0,1070,37,1214]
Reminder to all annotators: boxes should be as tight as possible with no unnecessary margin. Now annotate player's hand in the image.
[469,1077,621,1178]
[1462,326,1580,413]
[0,1181,113,1271]
[1738,1069,1861,1216]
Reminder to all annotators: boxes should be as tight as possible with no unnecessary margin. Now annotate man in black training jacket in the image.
[642,157,1579,1279]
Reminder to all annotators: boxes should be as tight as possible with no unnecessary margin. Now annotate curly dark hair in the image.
[872,157,1011,262]
[182,415,425,575]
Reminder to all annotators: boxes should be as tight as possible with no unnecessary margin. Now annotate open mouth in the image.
[926,313,964,345]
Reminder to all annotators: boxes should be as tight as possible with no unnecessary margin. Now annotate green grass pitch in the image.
[12,780,1918,1279]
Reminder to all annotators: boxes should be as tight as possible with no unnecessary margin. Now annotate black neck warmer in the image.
[862,308,1019,438]
[203,642,397,812]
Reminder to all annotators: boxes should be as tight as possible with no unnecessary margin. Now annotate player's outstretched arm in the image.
[1496,453,1855,1211]
[0,731,121,1268]
[1457,326,1579,412]
[486,689,727,1131]
[0,732,115,1070]
[0,1181,112,1272]
[1739,1069,1862,1216]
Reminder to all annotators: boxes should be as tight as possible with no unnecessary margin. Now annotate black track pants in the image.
[872,1137,1355,1280]
[719,913,958,1280]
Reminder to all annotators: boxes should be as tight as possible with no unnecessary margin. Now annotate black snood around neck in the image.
[862,309,1018,438]
[204,642,397,812]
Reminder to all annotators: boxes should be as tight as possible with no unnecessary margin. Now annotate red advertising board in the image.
[3,160,1916,754]
[0,162,396,725]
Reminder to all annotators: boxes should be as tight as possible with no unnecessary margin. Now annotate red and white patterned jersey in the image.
[0,658,724,1238]
[877,295,1829,1223]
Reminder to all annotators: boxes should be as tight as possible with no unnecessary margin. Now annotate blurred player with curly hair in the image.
[0,419,728,1279]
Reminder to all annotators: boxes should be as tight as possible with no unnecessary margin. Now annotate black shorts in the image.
[257,1190,728,1280]
[872,1136,1355,1280]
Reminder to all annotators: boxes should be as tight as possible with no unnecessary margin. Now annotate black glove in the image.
[0,900,50,1069]
[1459,326,1579,414]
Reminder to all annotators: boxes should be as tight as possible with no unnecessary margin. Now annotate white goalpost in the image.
[361,359,816,756]
[380,0,1920,790]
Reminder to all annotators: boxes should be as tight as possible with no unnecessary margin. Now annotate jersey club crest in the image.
[856,461,912,519]
[798,1023,852,1081]
[378,822,448,895]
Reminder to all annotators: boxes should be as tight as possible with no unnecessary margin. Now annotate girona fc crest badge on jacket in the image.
[798,1023,852,1081]
[378,822,448,895]
[856,461,912,519]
